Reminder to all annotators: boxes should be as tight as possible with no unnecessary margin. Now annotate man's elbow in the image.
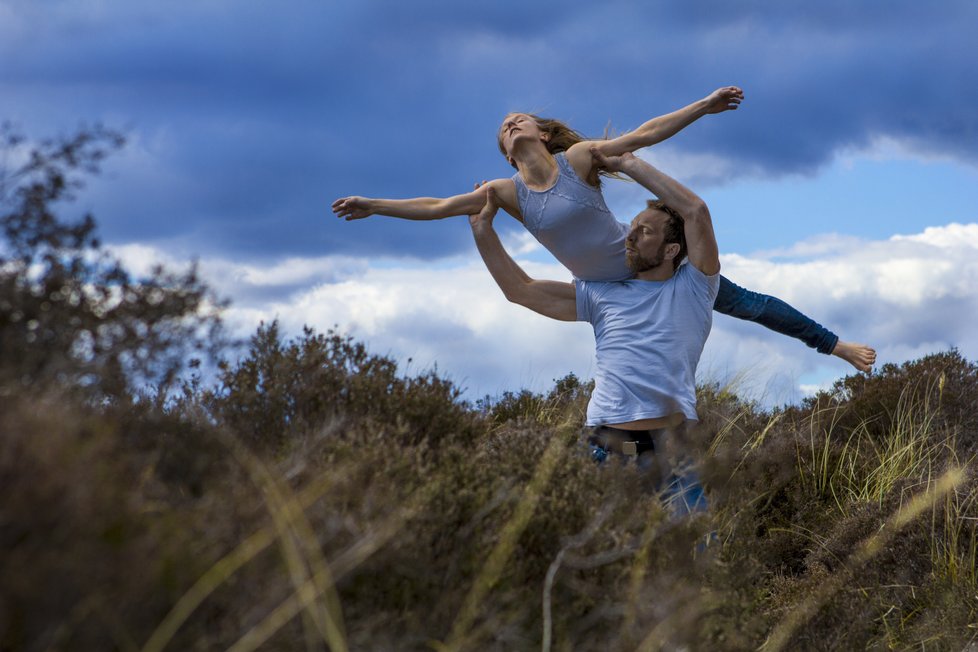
[682,201,711,226]
[501,281,538,309]
[701,260,721,276]
[502,287,532,308]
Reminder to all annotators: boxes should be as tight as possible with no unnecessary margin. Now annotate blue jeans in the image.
[659,464,708,517]
[714,275,839,355]
[587,428,708,519]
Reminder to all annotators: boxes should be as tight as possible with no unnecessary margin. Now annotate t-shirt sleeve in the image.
[575,279,592,323]
[679,262,720,307]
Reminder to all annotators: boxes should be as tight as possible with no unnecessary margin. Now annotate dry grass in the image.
[3,346,978,651]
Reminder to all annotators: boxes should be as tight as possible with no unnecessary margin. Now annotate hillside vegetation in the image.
[2,127,977,651]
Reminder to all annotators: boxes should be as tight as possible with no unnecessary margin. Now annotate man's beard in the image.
[626,242,666,273]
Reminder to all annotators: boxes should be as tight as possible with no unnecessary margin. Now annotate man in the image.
[469,149,719,513]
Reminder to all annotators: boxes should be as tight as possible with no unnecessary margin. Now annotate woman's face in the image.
[498,113,546,158]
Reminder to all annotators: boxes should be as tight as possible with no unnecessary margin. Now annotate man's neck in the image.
[634,265,675,282]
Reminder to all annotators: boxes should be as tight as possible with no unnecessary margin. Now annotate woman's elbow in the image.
[428,198,454,217]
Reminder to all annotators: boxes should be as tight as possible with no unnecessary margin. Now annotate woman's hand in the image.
[331,196,375,220]
[703,86,744,114]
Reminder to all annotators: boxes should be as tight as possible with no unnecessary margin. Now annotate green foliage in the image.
[0,123,225,399]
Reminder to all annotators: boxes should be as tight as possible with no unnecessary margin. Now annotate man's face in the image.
[625,209,671,273]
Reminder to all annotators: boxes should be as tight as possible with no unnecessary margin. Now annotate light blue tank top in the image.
[512,153,631,282]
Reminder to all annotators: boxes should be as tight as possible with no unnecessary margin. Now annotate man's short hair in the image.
[646,199,687,271]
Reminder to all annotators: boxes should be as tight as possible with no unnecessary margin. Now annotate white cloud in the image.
[893,222,978,248]
[639,147,767,189]
[502,230,544,256]
[110,242,369,300]
[847,134,975,167]
[108,221,978,407]
[597,149,767,221]
[707,222,978,402]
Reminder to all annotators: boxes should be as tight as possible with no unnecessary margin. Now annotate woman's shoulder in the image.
[562,142,602,188]
[486,178,523,222]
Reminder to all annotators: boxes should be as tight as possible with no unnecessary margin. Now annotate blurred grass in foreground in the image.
[3,343,978,651]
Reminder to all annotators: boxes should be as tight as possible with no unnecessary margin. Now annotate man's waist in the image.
[587,408,686,429]
[586,425,663,456]
[610,412,685,430]
[587,380,696,419]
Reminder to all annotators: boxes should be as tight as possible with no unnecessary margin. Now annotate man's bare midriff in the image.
[609,412,684,431]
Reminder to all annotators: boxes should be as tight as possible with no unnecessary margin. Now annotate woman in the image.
[332,87,875,371]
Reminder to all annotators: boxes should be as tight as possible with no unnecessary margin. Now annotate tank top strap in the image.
[554,151,595,191]
[554,151,574,175]
[511,170,530,213]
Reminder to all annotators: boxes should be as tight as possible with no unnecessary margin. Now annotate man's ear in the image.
[664,242,682,261]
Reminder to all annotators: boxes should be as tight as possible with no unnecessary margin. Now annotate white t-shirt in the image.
[576,262,720,426]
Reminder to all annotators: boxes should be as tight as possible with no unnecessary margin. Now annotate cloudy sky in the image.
[3,0,977,405]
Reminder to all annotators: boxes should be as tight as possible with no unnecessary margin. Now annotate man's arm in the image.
[592,149,720,276]
[470,187,577,321]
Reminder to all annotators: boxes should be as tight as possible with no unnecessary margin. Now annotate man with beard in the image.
[469,148,719,513]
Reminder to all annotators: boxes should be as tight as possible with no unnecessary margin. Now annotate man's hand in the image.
[468,184,499,231]
[590,147,638,174]
[331,196,374,221]
[703,86,744,114]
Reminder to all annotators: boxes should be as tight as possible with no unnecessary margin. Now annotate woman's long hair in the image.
[497,114,619,184]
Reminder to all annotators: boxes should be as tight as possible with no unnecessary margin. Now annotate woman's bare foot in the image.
[831,340,877,372]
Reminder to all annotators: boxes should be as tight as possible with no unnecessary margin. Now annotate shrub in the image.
[0,124,225,400]
[206,321,477,450]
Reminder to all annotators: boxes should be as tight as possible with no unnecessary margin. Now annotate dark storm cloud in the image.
[2,0,975,260]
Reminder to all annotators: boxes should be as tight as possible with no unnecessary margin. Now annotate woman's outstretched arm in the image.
[566,87,743,177]
[603,86,743,155]
[332,178,519,222]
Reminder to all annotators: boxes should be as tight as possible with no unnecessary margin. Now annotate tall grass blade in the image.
[762,466,965,651]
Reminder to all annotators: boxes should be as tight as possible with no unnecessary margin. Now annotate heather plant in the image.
[0,391,222,651]
[706,354,978,650]
[5,126,978,652]
[205,320,476,450]
[802,349,978,454]
[477,372,592,427]
[5,349,978,650]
